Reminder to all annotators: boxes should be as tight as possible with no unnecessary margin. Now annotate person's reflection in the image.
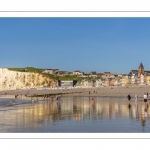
[59,96,63,108]
[128,102,132,118]
[56,96,62,110]
[140,105,149,132]
[92,98,95,109]
[141,107,147,130]
[128,103,131,110]
[135,101,139,119]
[144,107,148,118]
[51,96,54,101]
[91,97,96,120]
[141,116,146,130]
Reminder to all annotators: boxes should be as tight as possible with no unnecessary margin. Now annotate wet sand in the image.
[0,87,150,132]
[0,96,149,133]
[1,85,150,99]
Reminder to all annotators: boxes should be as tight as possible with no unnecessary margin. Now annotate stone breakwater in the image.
[0,68,54,90]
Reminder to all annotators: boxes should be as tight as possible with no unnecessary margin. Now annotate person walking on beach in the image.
[127,94,131,105]
[144,93,148,106]
[127,94,131,101]
[36,95,38,101]
[56,95,58,101]
[135,94,138,100]
[135,94,138,105]
[147,92,149,101]
[46,94,48,100]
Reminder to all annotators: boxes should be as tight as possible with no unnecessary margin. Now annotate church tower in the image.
[138,62,144,73]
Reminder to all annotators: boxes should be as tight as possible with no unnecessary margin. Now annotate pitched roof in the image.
[129,70,138,74]
[147,73,150,76]
[145,70,150,73]
[108,76,115,79]
[91,71,97,75]
[74,70,81,72]
[122,74,129,76]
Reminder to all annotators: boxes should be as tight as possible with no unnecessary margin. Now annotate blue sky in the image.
[0,18,150,74]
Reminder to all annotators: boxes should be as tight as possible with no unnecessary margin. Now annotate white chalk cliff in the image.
[0,68,53,90]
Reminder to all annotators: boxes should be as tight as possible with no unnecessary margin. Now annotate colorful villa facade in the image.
[43,63,150,88]
[75,63,150,87]
[129,63,150,85]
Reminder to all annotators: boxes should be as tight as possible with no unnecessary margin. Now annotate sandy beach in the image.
[1,85,150,99]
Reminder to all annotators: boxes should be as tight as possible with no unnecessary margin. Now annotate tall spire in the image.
[138,62,144,74]
[139,62,144,68]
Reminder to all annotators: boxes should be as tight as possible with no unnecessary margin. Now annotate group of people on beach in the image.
[127,92,150,106]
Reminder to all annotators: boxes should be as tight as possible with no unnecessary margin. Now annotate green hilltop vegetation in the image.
[48,74,83,81]
[7,67,100,81]
[8,67,45,73]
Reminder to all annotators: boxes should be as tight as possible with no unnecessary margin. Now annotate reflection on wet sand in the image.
[0,96,150,132]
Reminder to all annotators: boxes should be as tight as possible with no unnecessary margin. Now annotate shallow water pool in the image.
[0,96,149,133]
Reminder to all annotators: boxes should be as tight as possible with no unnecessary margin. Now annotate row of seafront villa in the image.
[43,63,150,88]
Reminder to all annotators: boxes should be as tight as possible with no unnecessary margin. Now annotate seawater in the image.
[0,96,149,133]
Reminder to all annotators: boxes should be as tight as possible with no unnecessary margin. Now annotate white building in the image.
[140,74,144,84]
[89,75,97,78]
[95,80,102,87]
[43,69,59,74]
[73,70,82,76]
